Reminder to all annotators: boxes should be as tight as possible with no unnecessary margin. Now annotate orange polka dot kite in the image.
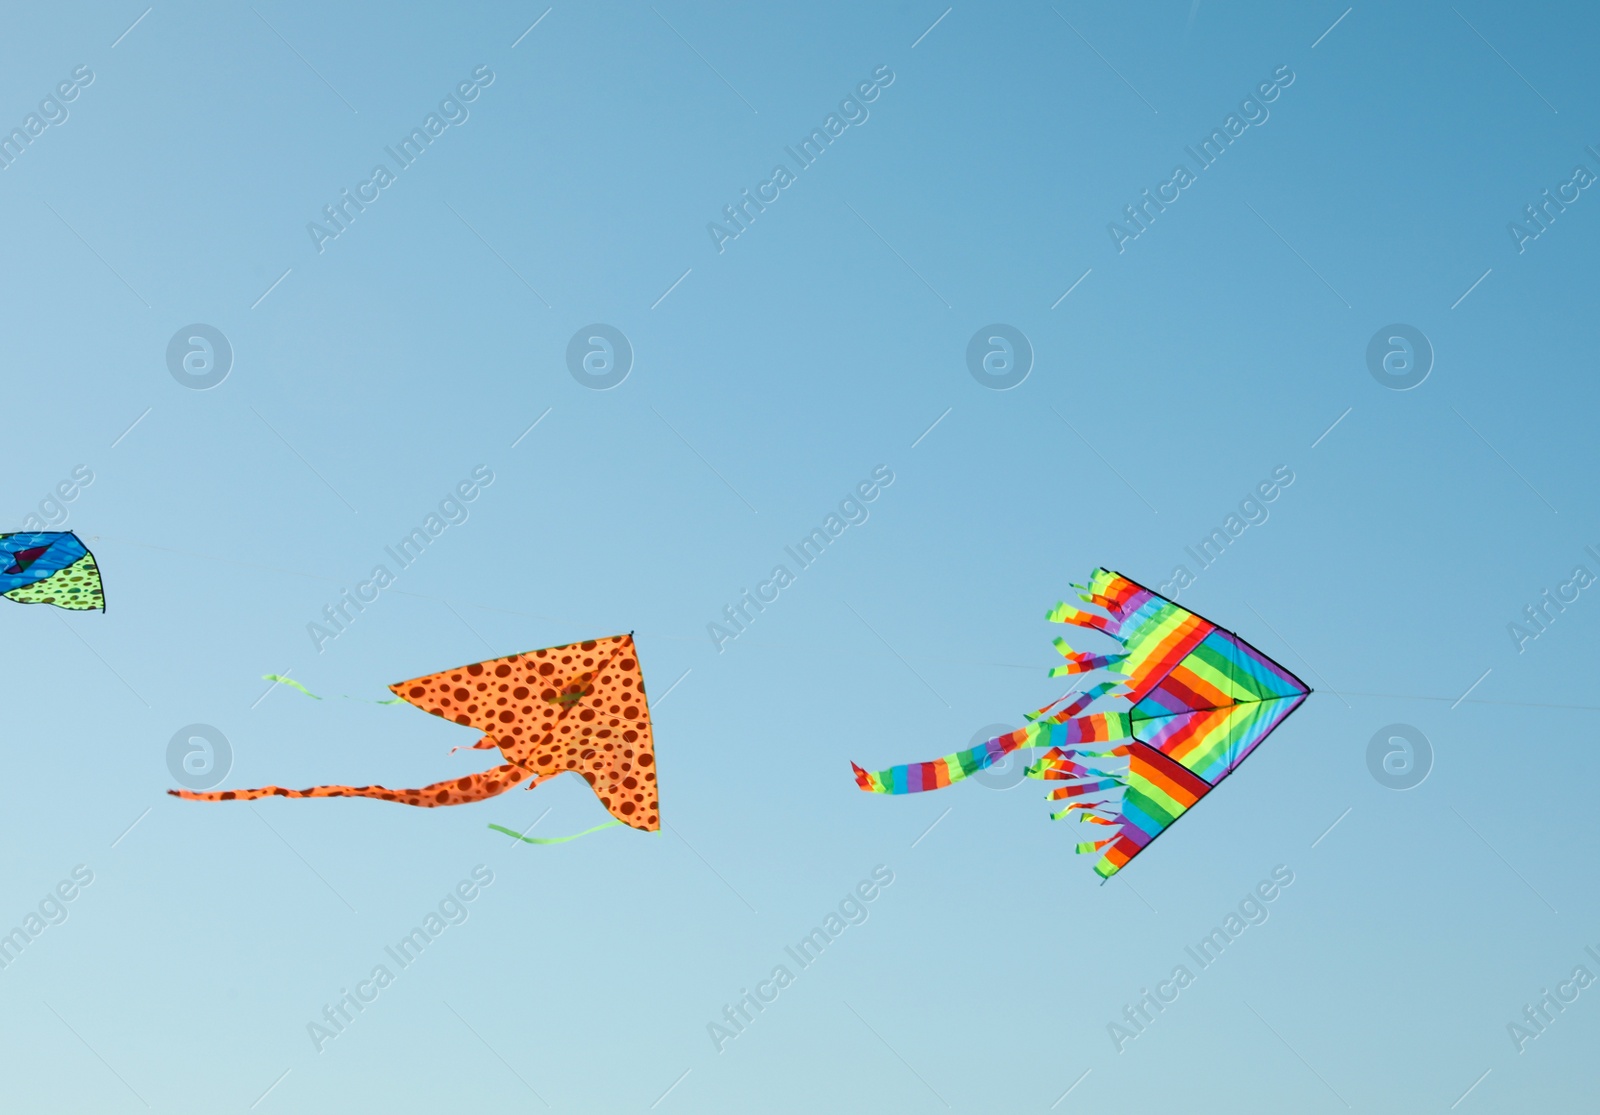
[171,635,659,837]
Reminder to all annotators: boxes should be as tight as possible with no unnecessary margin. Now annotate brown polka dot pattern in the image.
[169,635,660,831]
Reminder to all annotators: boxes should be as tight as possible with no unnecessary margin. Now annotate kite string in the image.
[1330,688,1600,713]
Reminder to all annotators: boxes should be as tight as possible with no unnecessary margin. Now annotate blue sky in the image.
[2,1,1598,1111]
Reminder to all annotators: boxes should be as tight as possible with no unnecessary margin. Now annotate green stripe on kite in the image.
[488,820,625,844]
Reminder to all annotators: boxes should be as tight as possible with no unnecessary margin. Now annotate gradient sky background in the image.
[2,2,1598,1111]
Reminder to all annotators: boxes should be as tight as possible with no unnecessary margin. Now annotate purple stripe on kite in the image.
[1134,712,1201,748]
[1110,592,1161,634]
[1242,643,1306,693]
[1136,689,1191,716]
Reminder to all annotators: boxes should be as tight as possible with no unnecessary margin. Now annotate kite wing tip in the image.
[850,762,876,792]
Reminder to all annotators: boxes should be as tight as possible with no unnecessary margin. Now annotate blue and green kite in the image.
[1,532,105,610]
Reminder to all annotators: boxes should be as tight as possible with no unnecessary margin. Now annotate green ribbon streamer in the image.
[488,820,625,845]
[262,675,404,704]
[264,674,322,699]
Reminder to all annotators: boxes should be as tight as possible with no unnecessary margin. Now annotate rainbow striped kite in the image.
[852,569,1309,878]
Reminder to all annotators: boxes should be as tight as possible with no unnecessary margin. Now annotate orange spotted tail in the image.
[168,763,533,807]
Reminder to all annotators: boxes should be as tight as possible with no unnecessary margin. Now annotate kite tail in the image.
[1048,648,1128,678]
[1052,567,1195,644]
[260,675,405,704]
[1025,738,1132,825]
[169,763,535,807]
[851,703,1135,795]
[1029,738,1218,879]
[1043,603,1117,635]
[1024,682,1124,723]
[855,570,1155,798]
[851,721,1044,794]
[1050,569,1219,709]
[489,820,625,844]
[1047,584,1144,640]
[1070,568,1147,620]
